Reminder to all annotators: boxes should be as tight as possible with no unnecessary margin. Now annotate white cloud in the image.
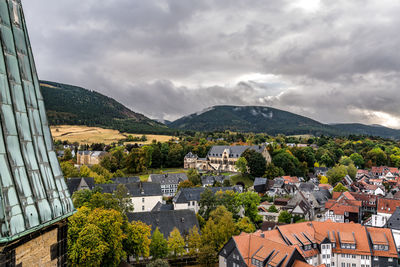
[21,0,400,127]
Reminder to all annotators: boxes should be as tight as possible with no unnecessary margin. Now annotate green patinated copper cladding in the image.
[0,0,74,242]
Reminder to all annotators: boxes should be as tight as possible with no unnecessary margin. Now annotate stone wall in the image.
[15,227,58,267]
[0,221,68,267]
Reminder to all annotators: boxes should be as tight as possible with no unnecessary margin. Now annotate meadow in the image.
[51,125,176,145]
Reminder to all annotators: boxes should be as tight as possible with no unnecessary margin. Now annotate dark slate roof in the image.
[97,182,162,197]
[273,178,284,188]
[149,173,188,185]
[173,187,235,203]
[207,145,265,158]
[298,182,317,192]
[185,152,198,158]
[313,189,331,205]
[254,178,268,186]
[201,175,226,185]
[152,202,174,211]
[66,177,95,195]
[386,207,400,230]
[127,210,199,237]
[111,177,140,184]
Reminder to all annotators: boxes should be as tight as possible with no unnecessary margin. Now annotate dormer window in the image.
[373,244,388,251]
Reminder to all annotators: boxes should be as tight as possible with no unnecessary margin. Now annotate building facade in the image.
[77,150,108,165]
[184,145,272,172]
[148,173,188,197]
[0,1,74,265]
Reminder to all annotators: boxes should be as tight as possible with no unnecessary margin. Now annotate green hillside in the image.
[331,123,400,139]
[40,81,171,134]
[169,105,400,139]
[168,105,341,136]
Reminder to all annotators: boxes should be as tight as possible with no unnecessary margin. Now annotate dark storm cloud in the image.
[22,0,400,127]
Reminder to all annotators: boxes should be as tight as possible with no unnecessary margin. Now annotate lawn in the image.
[137,168,187,182]
[229,174,254,188]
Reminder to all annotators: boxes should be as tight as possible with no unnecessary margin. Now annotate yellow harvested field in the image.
[50,125,176,145]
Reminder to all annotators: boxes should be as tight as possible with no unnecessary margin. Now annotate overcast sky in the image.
[22,0,400,127]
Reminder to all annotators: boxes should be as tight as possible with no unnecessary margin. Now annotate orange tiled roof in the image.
[318,184,332,190]
[231,221,398,266]
[282,176,299,184]
[233,234,296,266]
[293,260,326,267]
[366,227,398,258]
[377,198,400,214]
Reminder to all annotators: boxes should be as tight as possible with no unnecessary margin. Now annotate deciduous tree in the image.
[167,228,186,258]
[150,228,168,259]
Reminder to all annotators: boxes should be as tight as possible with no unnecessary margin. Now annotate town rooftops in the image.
[97,182,162,197]
[207,145,265,158]
[173,186,236,203]
[149,173,188,185]
[127,209,199,238]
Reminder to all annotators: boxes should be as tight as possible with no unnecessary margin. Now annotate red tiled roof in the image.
[367,227,398,258]
[377,198,400,214]
[230,221,398,266]
[282,176,299,184]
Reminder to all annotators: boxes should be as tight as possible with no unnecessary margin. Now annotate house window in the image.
[142,206,145,211]
[142,198,145,203]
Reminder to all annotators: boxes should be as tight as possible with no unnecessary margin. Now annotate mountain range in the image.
[168,105,400,139]
[40,81,400,139]
[40,81,171,134]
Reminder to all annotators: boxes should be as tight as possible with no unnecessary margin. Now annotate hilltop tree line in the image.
[59,133,400,185]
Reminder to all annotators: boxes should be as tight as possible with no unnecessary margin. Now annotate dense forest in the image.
[169,105,400,139]
[41,81,173,134]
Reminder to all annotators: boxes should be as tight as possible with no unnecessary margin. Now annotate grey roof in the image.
[312,189,331,205]
[173,187,235,203]
[152,202,174,211]
[254,178,268,186]
[299,182,317,192]
[207,145,265,158]
[386,207,400,230]
[201,175,226,185]
[97,182,162,197]
[0,0,74,242]
[77,150,107,157]
[273,178,285,188]
[111,177,140,184]
[127,210,199,237]
[149,173,188,185]
[185,152,198,158]
[66,177,95,195]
